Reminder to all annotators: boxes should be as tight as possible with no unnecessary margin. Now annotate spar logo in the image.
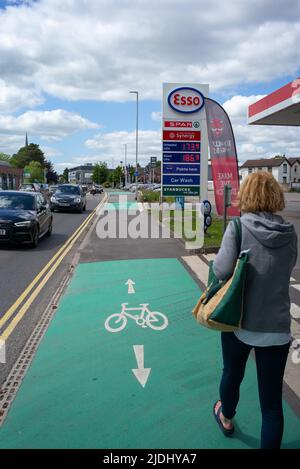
[210,118,224,137]
[168,87,205,114]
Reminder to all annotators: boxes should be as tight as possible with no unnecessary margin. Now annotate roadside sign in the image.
[163,141,201,152]
[134,171,139,177]
[163,175,200,186]
[163,153,200,163]
[163,163,200,174]
[163,130,200,141]
[162,83,209,199]
[163,186,200,196]
[175,196,185,210]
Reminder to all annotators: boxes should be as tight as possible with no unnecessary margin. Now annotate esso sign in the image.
[168,87,205,114]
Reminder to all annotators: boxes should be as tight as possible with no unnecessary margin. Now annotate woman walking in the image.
[212,172,297,449]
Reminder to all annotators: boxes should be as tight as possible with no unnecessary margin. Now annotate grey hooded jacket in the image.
[213,212,297,333]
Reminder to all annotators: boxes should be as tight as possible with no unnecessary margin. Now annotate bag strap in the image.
[232,217,242,253]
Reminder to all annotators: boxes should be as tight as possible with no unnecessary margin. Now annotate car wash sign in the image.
[162,84,208,197]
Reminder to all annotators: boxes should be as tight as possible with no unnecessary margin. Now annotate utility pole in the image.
[124,144,127,186]
[129,90,139,200]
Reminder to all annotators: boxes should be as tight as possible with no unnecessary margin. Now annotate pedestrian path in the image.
[0,257,299,449]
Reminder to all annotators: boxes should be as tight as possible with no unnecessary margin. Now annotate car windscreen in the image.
[56,186,81,195]
[0,194,35,210]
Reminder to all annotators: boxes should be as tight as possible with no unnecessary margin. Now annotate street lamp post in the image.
[124,144,127,187]
[120,160,123,188]
[129,90,139,200]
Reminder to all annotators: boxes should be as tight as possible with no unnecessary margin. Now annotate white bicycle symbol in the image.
[105,303,168,333]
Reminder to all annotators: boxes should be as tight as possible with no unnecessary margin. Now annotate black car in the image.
[50,184,86,213]
[0,191,53,248]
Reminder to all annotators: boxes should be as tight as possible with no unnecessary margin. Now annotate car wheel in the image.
[46,219,53,236]
[31,226,39,248]
[83,204,86,211]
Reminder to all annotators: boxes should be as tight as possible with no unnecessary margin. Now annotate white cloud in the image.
[222,95,300,162]
[151,111,162,122]
[85,130,161,166]
[0,0,299,109]
[223,95,266,121]
[0,80,43,113]
[0,109,99,142]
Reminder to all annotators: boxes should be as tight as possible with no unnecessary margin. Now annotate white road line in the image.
[132,345,151,388]
[0,339,6,364]
[291,303,300,319]
[291,284,300,292]
[290,277,296,282]
[203,253,217,262]
[285,318,300,397]
[182,255,209,286]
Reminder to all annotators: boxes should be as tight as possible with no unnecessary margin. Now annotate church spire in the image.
[25,132,28,148]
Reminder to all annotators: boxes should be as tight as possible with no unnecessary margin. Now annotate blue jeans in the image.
[220,332,290,449]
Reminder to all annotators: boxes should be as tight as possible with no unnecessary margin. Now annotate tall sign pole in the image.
[162,83,209,203]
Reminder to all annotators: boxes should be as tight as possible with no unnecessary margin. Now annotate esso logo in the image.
[168,87,205,114]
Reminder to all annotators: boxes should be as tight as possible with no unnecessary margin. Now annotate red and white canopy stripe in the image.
[248,79,300,126]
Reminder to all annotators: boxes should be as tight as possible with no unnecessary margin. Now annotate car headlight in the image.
[14,220,32,227]
[50,196,56,202]
[74,197,81,203]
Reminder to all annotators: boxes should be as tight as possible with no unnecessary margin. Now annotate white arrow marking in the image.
[126,279,135,294]
[0,339,6,364]
[132,345,151,388]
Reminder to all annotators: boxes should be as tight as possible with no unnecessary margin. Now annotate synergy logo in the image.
[168,87,205,114]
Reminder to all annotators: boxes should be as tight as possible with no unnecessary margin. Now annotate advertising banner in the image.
[205,98,240,216]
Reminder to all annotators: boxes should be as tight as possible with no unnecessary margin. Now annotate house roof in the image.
[0,161,11,168]
[240,157,290,169]
[287,157,300,165]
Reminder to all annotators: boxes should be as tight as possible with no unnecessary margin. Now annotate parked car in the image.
[49,185,58,194]
[50,184,86,213]
[19,183,41,192]
[0,191,52,248]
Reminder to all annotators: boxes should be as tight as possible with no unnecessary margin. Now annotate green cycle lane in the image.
[0,258,299,449]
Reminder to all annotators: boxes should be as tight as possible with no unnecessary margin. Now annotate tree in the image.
[112,166,124,186]
[11,143,46,169]
[0,153,11,162]
[45,160,58,184]
[62,168,69,182]
[92,162,109,184]
[129,166,135,182]
[24,161,44,183]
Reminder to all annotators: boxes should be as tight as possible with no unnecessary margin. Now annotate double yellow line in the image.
[0,194,108,343]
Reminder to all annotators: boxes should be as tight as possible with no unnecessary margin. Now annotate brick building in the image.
[0,161,23,190]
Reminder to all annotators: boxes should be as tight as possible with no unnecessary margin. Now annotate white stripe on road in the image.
[182,256,209,286]
[203,253,217,262]
[291,284,300,292]
[290,277,296,282]
[0,339,6,364]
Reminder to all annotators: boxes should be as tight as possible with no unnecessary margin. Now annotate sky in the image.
[0,0,300,174]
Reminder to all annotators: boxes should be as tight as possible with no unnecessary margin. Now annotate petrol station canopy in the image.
[248,78,300,126]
